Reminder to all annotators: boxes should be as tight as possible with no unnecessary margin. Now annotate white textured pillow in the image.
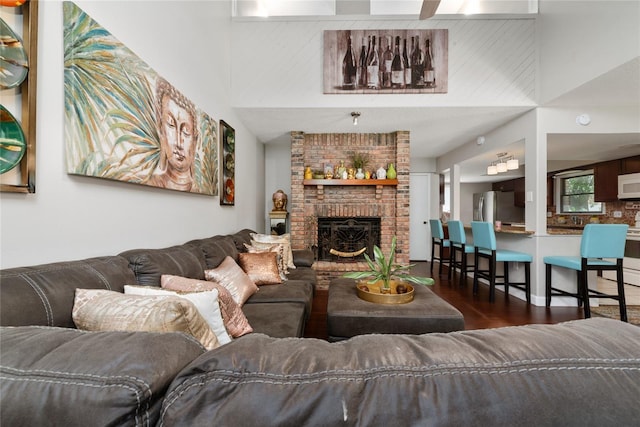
[250,233,296,270]
[72,289,219,350]
[124,285,231,345]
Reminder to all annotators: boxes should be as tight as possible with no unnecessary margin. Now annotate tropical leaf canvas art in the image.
[63,2,218,195]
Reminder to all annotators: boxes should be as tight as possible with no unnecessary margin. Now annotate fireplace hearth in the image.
[317,217,381,262]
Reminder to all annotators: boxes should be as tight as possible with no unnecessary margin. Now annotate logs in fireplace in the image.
[317,217,381,262]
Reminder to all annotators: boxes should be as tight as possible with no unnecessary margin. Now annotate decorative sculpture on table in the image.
[272,189,288,212]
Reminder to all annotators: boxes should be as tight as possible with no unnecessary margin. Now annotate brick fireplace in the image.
[290,131,410,289]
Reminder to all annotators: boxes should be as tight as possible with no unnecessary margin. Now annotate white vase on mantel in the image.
[376,166,387,180]
[355,168,365,179]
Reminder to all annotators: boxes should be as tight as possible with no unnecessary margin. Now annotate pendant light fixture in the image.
[351,111,360,126]
[506,157,519,170]
[487,152,519,176]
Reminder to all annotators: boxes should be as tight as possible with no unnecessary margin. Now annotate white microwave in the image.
[618,173,640,199]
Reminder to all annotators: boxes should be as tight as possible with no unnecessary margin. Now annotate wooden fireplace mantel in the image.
[303,179,398,186]
[303,179,398,200]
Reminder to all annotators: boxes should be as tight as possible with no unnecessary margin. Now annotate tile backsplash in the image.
[547,200,639,227]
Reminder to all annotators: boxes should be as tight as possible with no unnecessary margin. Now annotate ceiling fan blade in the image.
[419,0,441,20]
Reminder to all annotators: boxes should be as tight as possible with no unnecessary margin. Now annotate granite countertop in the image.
[495,226,535,235]
[463,224,534,236]
[547,227,583,235]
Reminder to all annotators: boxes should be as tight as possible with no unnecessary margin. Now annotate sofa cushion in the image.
[244,280,313,321]
[238,252,283,286]
[124,285,231,345]
[158,318,640,426]
[230,228,255,252]
[119,244,207,286]
[72,289,219,350]
[286,265,317,286]
[0,256,136,328]
[187,235,239,269]
[241,302,306,338]
[292,249,315,268]
[161,275,253,338]
[0,326,205,427]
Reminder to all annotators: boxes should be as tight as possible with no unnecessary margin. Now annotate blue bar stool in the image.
[429,219,450,276]
[447,220,475,285]
[544,224,628,322]
[471,221,532,303]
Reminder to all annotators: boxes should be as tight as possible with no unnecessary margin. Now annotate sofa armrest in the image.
[1,326,205,426]
[292,249,314,268]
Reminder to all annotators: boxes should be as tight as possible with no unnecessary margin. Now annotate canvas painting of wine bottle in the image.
[323,29,448,94]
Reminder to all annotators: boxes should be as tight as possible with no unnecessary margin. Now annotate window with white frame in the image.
[556,170,603,214]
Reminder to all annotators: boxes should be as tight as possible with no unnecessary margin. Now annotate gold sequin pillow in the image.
[72,289,219,350]
[244,242,288,279]
[238,251,283,286]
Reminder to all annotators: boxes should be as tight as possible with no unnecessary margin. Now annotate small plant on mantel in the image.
[349,151,370,171]
[343,236,434,293]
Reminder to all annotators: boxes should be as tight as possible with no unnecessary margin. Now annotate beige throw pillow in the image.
[124,285,231,345]
[161,275,253,338]
[72,289,219,350]
[250,233,296,270]
[203,256,259,305]
[238,252,283,286]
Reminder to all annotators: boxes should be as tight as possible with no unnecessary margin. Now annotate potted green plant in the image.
[349,151,370,171]
[343,236,433,297]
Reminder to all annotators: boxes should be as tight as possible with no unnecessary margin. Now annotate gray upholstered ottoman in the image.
[327,278,464,341]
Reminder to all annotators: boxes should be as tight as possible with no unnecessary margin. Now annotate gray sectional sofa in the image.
[1,229,639,426]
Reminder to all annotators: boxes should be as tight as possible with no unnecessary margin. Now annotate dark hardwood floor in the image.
[303,261,585,340]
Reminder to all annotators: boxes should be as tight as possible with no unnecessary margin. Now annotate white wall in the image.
[0,1,265,268]
[538,0,640,104]
[264,141,292,230]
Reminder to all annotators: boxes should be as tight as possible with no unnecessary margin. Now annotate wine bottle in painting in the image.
[341,31,357,90]
[366,35,380,89]
[381,36,393,88]
[358,36,368,88]
[403,37,412,88]
[411,35,425,88]
[424,38,435,88]
[391,36,403,88]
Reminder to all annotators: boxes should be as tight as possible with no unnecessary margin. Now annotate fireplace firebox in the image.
[317,217,381,262]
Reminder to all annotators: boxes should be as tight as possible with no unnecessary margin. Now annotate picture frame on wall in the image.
[323,29,448,94]
[63,3,218,196]
[220,120,235,206]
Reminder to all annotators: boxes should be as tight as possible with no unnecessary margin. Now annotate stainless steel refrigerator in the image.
[473,191,524,225]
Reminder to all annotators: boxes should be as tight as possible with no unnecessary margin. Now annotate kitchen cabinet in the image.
[492,178,525,207]
[513,177,525,207]
[594,159,621,202]
[622,156,640,174]
[492,179,515,192]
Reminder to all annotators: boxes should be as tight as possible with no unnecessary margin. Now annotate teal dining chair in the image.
[471,221,532,303]
[447,220,474,285]
[544,224,628,322]
[429,219,450,276]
